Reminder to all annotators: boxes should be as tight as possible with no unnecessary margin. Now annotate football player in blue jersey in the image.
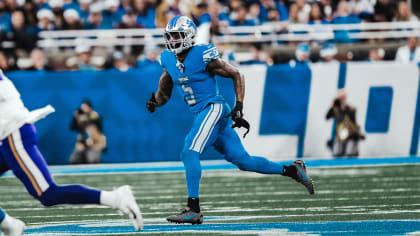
[146,16,315,225]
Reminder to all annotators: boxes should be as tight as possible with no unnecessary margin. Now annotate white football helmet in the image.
[164,16,197,55]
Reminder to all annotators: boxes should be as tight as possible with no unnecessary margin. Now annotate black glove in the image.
[146,93,158,113]
[227,101,250,138]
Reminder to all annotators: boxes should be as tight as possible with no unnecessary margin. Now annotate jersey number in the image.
[178,77,196,105]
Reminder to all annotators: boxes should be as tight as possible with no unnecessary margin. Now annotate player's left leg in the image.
[0,124,143,230]
[214,121,315,194]
[213,125,284,173]
[0,208,25,236]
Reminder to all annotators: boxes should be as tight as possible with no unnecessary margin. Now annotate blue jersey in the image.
[160,44,225,113]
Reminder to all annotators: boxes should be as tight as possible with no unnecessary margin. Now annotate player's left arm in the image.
[206,58,245,104]
[206,58,250,137]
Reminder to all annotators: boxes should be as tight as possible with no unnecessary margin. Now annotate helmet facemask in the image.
[164,28,195,54]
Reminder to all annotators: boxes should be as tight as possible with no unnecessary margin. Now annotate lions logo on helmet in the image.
[164,16,197,55]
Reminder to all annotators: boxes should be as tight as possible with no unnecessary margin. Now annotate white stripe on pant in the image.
[12,130,49,192]
[189,104,223,153]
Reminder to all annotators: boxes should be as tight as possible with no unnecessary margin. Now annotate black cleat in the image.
[166,208,203,225]
[286,160,315,195]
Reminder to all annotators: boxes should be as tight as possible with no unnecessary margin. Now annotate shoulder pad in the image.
[202,44,220,63]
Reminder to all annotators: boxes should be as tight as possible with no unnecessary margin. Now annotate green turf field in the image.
[0,164,419,235]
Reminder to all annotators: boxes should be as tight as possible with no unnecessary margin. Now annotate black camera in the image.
[77,108,85,115]
[333,99,341,107]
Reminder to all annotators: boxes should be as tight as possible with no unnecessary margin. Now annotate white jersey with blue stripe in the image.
[160,44,225,113]
[0,70,54,140]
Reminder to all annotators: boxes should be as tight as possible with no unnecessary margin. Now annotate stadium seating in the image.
[0,0,419,71]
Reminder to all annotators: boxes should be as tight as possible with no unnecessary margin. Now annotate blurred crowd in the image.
[1,0,417,34]
[0,0,418,71]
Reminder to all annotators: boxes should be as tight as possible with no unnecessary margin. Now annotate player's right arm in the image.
[155,69,174,106]
[146,69,174,113]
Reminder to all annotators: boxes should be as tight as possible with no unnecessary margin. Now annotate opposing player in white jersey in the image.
[0,70,143,234]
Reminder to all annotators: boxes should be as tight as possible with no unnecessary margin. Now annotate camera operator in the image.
[326,90,364,157]
[69,100,106,164]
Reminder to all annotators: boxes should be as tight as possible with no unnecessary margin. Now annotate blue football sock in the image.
[38,184,101,206]
[180,150,202,198]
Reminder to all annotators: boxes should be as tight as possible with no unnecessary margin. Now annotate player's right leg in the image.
[214,123,315,194]
[0,124,143,230]
[0,208,24,236]
[167,103,225,225]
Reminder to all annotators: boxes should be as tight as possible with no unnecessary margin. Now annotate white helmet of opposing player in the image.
[164,16,197,55]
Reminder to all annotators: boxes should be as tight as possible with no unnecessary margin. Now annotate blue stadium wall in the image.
[6,62,420,164]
